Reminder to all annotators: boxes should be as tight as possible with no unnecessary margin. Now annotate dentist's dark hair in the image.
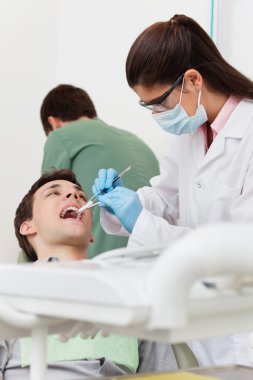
[126,14,253,99]
[14,169,82,262]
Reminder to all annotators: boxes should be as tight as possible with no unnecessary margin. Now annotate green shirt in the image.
[42,118,160,258]
[21,333,139,373]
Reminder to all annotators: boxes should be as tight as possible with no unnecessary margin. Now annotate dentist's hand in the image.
[92,168,124,199]
[97,186,143,233]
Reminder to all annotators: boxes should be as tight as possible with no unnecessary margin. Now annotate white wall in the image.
[0,0,59,262]
[1,0,252,263]
[57,0,211,158]
[217,0,253,80]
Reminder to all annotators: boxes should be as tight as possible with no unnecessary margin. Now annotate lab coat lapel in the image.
[192,127,207,171]
[196,99,253,171]
[201,132,225,168]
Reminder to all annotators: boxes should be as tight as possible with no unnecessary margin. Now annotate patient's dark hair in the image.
[14,169,82,262]
[40,84,97,135]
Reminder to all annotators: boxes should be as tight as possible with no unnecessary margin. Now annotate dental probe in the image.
[78,201,100,213]
[77,165,131,214]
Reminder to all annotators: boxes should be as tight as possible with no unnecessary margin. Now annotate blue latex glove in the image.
[97,186,143,233]
[92,168,124,199]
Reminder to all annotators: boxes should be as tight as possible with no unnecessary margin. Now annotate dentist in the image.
[93,14,253,368]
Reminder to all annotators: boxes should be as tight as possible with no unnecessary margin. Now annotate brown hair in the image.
[126,14,253,99]
[40,84,97,135]
[14,169,82,261]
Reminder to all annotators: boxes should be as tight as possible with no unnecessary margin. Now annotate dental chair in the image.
[17,250,30,263]
[3,223,253,380]
[16,250,199,370]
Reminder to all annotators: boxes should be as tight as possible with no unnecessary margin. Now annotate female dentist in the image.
[93,15,253,368]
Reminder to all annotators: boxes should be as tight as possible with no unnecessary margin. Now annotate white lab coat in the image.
[100,98,253,367]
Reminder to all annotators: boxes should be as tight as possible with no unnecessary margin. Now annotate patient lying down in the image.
[0,169,177,380]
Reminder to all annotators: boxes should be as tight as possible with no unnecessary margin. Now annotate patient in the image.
[14,168,93,263]
[0,169,177,379]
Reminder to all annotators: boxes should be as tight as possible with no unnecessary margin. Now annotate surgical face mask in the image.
[152,81,208,135]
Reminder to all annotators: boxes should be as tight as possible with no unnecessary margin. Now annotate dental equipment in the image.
[2,223,253,380]
[78,165,131,214]
[78,201,100,213]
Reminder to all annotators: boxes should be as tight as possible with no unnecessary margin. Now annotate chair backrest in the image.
[172,343,198,369]
[17,250,31,263]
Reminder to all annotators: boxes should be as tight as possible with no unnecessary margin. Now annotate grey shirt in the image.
[0,339,178,379]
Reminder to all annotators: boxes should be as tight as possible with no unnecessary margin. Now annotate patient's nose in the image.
[66,192,78,200]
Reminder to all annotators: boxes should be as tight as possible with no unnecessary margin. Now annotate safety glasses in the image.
[139,74,184,112]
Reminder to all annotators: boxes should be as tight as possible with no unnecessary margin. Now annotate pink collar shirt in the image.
[210,95,241,139]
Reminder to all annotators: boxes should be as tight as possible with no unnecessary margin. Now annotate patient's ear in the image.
[90,234,95,243]
[48,116,64,131]
[20,221,36,236]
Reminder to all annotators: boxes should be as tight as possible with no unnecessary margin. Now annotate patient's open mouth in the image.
[60,206,82,220]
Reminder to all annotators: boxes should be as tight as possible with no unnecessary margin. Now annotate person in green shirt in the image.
[40,84,160,259]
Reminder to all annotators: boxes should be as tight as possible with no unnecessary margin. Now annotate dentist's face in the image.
[28,180,92,250]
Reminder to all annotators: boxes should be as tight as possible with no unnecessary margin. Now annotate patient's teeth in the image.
[60,206,80,218]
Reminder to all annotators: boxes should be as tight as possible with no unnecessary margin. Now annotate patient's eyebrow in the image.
[42,183,87,199]
[43,184,61,193]
[43,183,59,191]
